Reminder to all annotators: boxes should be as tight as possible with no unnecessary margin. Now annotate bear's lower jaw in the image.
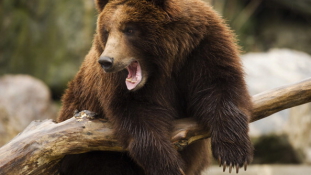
[126,61,142,90]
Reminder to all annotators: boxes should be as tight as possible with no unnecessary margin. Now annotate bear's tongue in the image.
[126,61,142,90]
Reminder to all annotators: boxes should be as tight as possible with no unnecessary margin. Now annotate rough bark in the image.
[0,78,311,175]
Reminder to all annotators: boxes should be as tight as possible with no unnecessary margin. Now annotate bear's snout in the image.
[98,56,114,72]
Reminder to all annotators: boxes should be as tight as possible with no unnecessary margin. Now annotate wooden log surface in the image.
[252,77,311,122]
[0,78,311,174]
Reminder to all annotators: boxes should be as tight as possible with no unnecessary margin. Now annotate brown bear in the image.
[57,0,253,174]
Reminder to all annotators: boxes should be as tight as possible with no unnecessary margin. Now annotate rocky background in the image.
[0,0,311,167]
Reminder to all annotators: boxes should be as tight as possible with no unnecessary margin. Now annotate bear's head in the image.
[95,0,183,91]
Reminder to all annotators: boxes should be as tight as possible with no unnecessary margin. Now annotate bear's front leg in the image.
[210,109,253,173]
[193,100,253,173]
[183,49,254,173]
[189,89,253,173]
[110,105,185,175]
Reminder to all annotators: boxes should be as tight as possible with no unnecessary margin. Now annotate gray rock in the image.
[0,74,58,146]
[243,49,311,96]
[242,48,311,163]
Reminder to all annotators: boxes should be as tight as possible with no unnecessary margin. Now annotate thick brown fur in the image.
[57,0,253,174]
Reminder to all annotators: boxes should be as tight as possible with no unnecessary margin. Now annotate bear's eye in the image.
[123,27,136,36]
[102,28,109,40]
[104,29,109,35]
[127,29,134,34]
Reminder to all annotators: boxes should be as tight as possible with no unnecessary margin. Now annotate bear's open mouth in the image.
[126,61,142,90]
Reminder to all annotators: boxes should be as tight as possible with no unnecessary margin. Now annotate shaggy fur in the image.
[57,0,253,174]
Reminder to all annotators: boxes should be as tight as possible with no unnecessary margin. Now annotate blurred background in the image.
[0,0,311,174]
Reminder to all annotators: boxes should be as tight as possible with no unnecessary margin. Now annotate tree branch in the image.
[0,78,311,174]
[252,78,311,122]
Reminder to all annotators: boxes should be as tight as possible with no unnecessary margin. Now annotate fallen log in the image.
[0,78,311,175]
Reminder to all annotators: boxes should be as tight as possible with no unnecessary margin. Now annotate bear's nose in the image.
[98,56,114,71]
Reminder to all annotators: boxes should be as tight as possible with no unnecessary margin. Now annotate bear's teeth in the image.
[126,78,137,83]
[125,61,141,90]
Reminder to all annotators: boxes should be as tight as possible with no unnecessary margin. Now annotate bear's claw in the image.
[244,161,247,171]
[237,164,239,173]
[218,157,248,174]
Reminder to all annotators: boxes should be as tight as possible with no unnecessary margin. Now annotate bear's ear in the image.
[95,0,109,12]
[147,0,180,20]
